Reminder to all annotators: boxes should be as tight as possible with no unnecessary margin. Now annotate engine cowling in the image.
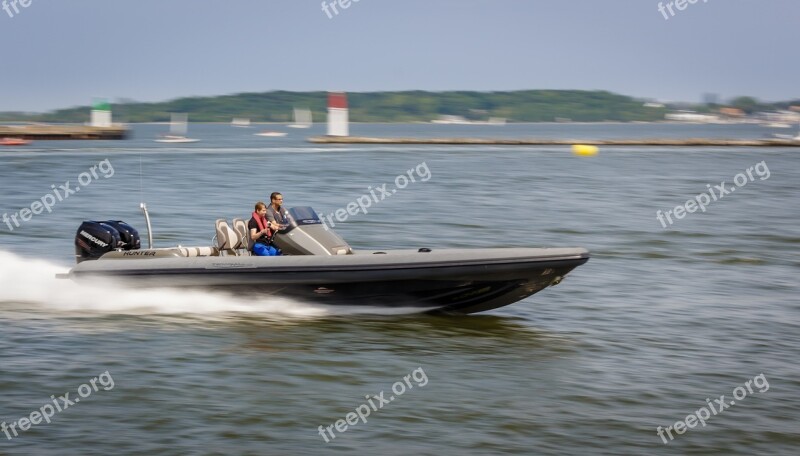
[75,220,140,263]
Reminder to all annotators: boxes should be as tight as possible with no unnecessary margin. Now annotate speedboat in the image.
[60,205,589,314]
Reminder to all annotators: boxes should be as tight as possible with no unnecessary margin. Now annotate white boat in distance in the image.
[231,118,251,128]
[155,113,200,143]
[763,122,791,129]
[156,136,200,143]
[254,130,287,137]
[288,107,313,128]
[431,115,507,125]
[772,124,800,140]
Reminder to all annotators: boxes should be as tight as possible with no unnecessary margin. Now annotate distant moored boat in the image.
[288,108,313,128]
[155,113,200,143]
[772,124,800,141]
[254,131,287,137]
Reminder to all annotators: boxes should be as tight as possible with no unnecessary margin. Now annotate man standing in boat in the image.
[267,192,288,227]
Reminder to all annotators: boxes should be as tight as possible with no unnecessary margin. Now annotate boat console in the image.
[272,207,353,256]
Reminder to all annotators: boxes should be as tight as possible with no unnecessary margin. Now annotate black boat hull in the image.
[66,248,590,314]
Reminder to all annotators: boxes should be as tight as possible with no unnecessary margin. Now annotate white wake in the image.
[0,250,422,320]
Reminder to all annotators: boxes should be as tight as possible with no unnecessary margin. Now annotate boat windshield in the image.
[284,207,323,228]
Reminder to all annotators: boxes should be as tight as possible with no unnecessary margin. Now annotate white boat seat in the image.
[214,219,241,256]
[178,246,217,257]
[232,218,252,255]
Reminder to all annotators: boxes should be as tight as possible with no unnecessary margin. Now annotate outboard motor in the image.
[101,220,141,251]
[74,220,140,263]
[272,207,353,255]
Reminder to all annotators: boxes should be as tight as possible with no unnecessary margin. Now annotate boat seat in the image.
[178,246,217,257]
[232,218,251,255]
[214,219,241,256]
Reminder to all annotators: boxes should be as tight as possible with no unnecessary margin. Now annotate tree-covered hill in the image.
[1,90,792,123]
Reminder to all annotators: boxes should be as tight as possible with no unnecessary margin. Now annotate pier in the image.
[308,136,800,147]
[0,124,129,140]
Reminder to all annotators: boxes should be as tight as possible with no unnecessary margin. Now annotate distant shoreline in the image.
[2,88,794,125]
[0,120,765,126]
[308,136,800,147]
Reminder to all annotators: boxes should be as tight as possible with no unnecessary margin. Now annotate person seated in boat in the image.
[249,201,280,256]
[266,192,288,228]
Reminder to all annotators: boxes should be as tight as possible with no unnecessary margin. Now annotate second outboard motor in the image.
[101,220,141,251]
[75,221,121,263]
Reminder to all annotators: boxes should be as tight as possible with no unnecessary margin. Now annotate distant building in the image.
[719,107,745,118]
[431,115,472,125]
[760,110,800,124]
[664,112,720,123]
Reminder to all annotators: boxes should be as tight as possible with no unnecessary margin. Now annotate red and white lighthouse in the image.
[327,92,349,137]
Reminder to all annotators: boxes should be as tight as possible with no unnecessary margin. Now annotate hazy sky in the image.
[1,0,797,111]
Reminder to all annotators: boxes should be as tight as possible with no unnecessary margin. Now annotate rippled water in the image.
[1,123,798,454]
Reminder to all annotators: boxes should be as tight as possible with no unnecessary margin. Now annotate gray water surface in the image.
[0,123,798,455]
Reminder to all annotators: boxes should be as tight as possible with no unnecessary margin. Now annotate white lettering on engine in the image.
[80,230,108,247]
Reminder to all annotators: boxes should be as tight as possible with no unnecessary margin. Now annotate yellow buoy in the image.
[572,144,599,156]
